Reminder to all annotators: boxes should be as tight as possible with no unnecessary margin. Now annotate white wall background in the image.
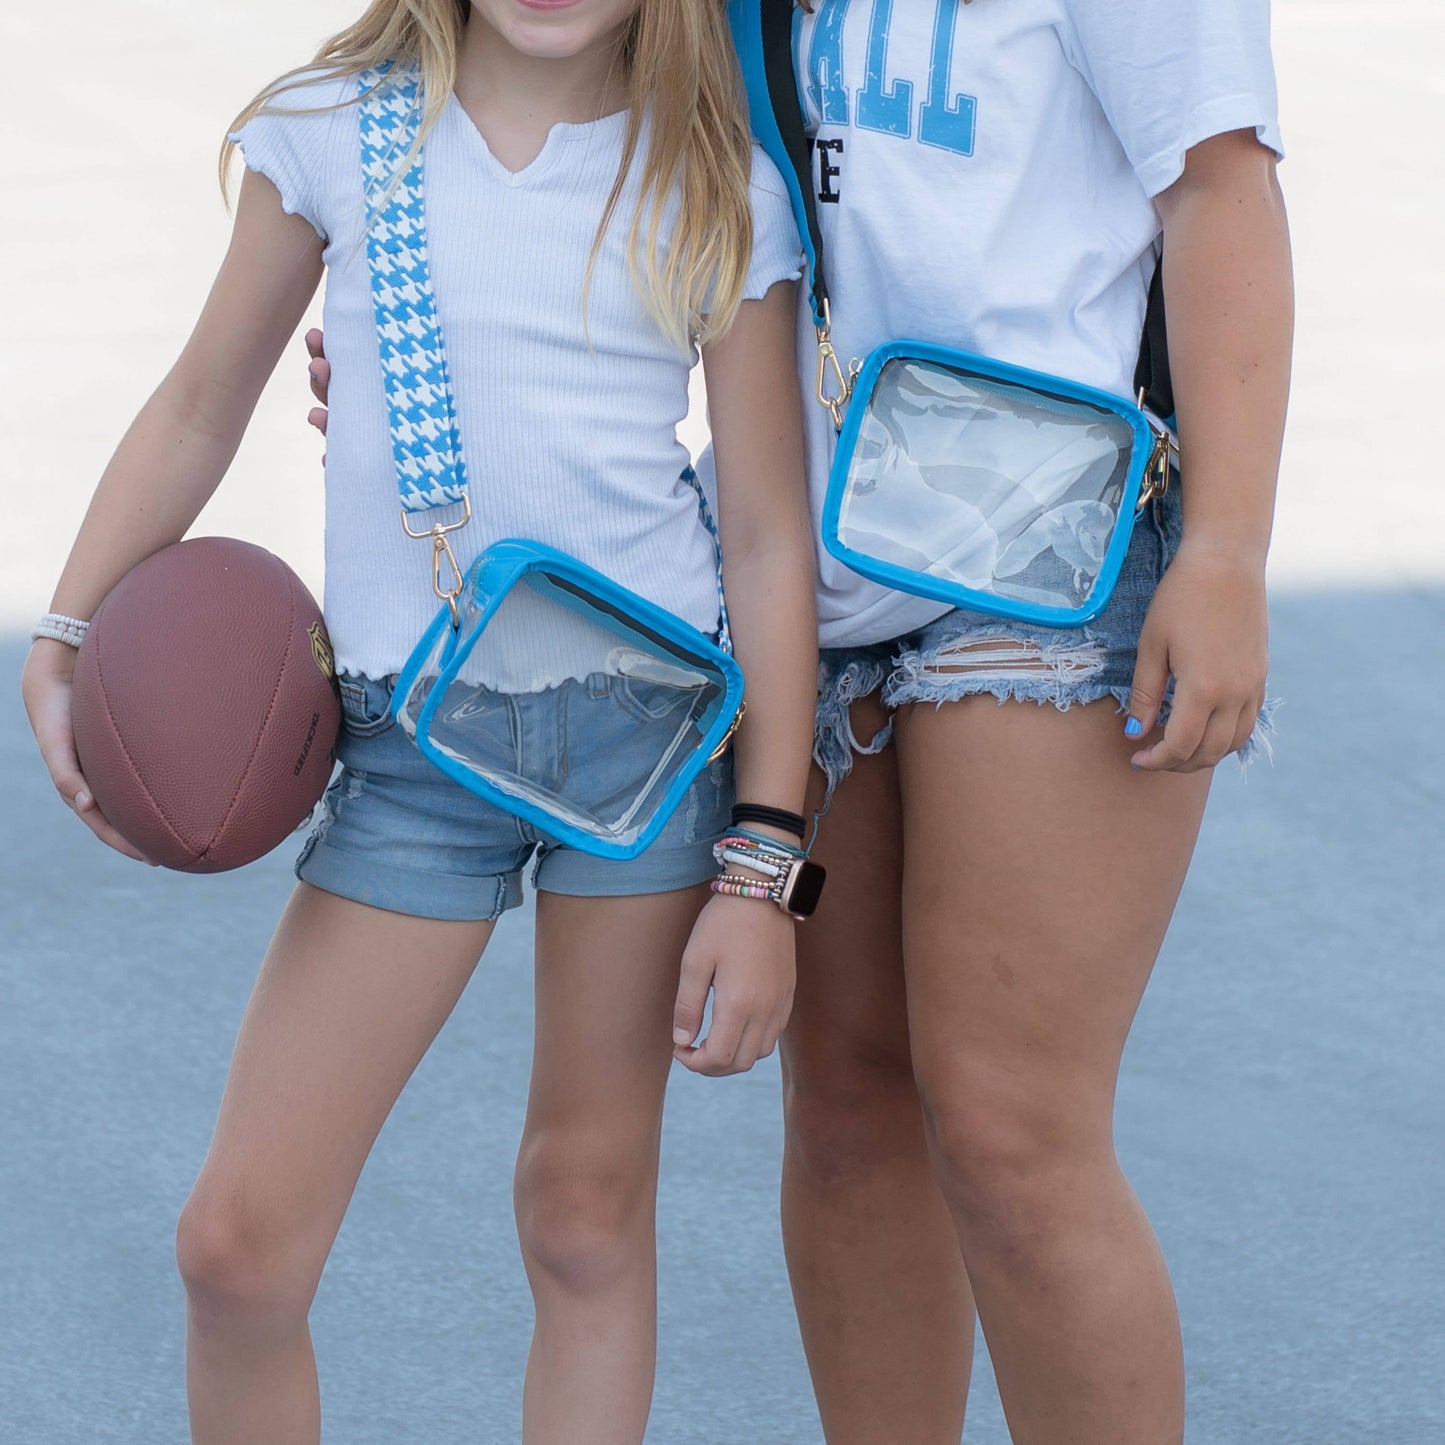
[3,0,1442,627]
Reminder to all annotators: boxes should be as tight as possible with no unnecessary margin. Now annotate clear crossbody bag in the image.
[358,70,744,859]
[731,0,1179,628]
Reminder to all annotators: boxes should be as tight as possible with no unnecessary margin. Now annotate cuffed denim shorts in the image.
[295,673,732,921]
[815,478,1278,802]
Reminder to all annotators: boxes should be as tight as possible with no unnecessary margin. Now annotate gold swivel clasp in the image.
[401,494,472,627]
[815,299,861,433]
[1136,395,1176,512]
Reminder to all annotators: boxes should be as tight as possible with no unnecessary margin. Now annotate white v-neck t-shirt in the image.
[232,72,802,680]
[780,0,1284,649]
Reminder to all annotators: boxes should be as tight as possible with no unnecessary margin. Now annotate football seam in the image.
[201,561,296,861]
[92,625,203,859]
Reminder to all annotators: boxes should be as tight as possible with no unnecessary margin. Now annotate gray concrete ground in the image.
[5,0,1445,1441]
[4,584,1443,1444]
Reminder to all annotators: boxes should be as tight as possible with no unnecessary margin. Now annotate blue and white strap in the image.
[359,66,468,514]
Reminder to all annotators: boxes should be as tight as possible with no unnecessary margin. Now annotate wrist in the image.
[711,830,826,920]
[1174,533,1270,576]
[730,802,807,843]
[25,636,81,675]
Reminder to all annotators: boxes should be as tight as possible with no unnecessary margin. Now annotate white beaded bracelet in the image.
[30,613,90,649]
[718,846,789,881]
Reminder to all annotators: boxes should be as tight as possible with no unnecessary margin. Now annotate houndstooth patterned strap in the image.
[359,66,468,514]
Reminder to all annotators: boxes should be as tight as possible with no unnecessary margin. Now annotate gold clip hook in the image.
[401,494,472,627]
[1135,399,1174,512]
[814,299,858,433]
[707,701,747,764]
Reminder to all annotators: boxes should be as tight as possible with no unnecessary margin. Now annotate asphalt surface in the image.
[3,587,1443,1445]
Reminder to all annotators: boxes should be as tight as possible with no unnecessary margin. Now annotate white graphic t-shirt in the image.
[786,0,1283,648]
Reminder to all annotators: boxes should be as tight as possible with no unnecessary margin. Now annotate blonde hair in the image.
[221,0,755,343]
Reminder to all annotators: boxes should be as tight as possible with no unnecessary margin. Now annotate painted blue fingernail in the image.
[1124,717,1144,738]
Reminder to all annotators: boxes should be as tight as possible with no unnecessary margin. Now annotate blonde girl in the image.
[21,1,815,1441]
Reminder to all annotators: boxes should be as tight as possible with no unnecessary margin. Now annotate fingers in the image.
[1124,619,1169,744]
[1132,692,1256,774]
[1231,697,1263,757]
[38,722,153,855]
[305,331,330,441]
[72,791,154,864]
[676,989,747,1076]
[46,750,151,863]
[307,356,331,406]
[672,948,713,1051]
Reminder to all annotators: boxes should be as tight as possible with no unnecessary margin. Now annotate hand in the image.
[21,642,153,862]
[1125,541,1269,773]
[672,892,796,1076]
[305,328,329,439]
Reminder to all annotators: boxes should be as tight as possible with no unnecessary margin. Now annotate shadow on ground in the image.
[1,586,1442,1445]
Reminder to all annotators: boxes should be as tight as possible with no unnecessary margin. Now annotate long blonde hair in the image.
[221,0,755,343]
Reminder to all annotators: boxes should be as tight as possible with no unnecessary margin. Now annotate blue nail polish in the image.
[1124,717,1144,738]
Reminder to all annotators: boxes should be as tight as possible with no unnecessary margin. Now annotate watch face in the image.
[783,860,827,919]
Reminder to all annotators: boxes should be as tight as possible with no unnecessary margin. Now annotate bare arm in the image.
[703,280,818,826]
[47,169,325,618]
[22,169,325,854]
[672,278,818,1075]
[1127,129,1294,771]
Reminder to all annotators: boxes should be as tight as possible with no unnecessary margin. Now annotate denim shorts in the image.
[815,478,1277,801]
[295,673,733,921]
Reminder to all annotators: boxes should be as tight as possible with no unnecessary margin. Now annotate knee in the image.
[175,1186,319,1328]
[915,1069,1108,1247]
[514,1132,653,1297]
[782,1042,926,1189]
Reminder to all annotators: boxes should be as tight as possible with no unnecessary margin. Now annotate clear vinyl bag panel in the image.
[394,543,743,859]
[824,347,1162,627]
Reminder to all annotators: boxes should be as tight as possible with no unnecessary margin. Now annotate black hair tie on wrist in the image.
[731,803,807,840]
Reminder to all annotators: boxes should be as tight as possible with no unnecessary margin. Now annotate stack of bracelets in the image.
[30,613,91,649]
[710,805,827,920]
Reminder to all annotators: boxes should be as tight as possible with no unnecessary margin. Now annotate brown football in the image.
[71,537,341,873]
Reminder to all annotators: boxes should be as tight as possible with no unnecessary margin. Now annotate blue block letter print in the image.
[805,0,853,125]
[857,0,913,138]
[919,0,977,155]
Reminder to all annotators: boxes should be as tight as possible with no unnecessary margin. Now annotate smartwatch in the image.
[779,856,827,920]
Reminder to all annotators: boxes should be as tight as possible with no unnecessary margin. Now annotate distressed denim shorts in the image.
[296,673,732,921]
[815,479,1277,802]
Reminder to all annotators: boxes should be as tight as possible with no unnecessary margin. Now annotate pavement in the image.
[3,1,1444,1442]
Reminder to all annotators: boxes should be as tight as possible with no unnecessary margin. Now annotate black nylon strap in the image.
[760,0,831,319]
[1134,252,1174,420]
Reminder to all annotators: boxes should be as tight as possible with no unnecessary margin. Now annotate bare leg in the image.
[782,703,975,1445]
[894,695,1211,1445]
[176,884,494,1445]
[517,886,707,1445]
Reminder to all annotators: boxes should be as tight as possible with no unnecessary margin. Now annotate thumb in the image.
[1125,620,1170,743]
[672,947,713,1049]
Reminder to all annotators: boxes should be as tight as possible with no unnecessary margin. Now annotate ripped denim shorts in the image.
[815,478,1278,803]
[296,672,733,921]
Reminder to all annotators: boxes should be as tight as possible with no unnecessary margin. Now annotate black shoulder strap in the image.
[1134,250,1173,422]
[732,0,1173,420]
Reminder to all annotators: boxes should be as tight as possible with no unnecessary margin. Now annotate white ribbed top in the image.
[231,71,802,679]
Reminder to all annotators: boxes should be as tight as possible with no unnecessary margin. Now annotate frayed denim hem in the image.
[883,669,1282,773]
[813,653,894,808]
